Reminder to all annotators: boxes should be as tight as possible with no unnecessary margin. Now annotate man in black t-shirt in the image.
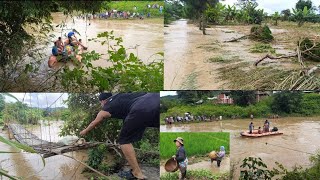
[80,93,159,179]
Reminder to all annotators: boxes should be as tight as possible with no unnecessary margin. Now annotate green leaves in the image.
[240,157,274,180]
[58,31,163,92]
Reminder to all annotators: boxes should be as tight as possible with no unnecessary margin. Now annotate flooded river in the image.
[0,121,88,180]
[160,117,320,178]
[164,20,307,90]
[48,13,163,66]
[0,121,160,180]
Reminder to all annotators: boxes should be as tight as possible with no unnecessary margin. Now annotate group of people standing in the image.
[76,4,163,20]
[77,11,147,20]
[164,113,223,124]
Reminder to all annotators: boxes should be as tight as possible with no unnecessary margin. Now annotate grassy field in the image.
[108,1,164,17]
[160,132,230,159]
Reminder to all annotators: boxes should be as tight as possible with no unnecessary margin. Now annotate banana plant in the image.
[292,6,310,27]
[206,2,226,24]
[224,5,236,21]
[272,11,280,26]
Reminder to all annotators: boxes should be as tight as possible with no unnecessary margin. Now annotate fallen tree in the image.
[254,37,320,90]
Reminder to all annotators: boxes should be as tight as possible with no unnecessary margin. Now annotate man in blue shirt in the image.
[67,31,87,50]
[67,31,79,47]
[52,42,62,56]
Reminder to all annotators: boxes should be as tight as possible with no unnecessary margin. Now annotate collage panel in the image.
[0,1,164,92]
[164,0,320,90]
[0,92,160,179]
[160,90,320,179]
[160,132,230,179]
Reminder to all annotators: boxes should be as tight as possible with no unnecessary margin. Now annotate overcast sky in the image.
[221,0,320,14]
[4,93,68,108]
[160,91,177,97]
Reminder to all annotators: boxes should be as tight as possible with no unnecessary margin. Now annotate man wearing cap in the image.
[173,137,187,180]
[80,92,159,179]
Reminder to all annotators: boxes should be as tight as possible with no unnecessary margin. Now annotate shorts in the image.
[118,93,159,145]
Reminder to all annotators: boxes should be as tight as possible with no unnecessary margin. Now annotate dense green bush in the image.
[299,93,320,115]
[161,93,320,121]
[249,25,274,42]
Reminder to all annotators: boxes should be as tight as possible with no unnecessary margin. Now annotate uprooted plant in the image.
[224,25,274,43]
[254,36,320,90]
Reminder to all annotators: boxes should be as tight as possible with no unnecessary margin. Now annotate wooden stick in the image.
[223,35,248,43]
[254,54,298,66]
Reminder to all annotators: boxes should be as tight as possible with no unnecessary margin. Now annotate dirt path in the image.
[160,156,230,176]
[164,20,320,90]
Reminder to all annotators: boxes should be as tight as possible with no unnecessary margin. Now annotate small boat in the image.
[240,130,283,138]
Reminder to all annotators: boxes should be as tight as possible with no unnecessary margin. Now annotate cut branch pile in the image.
[254,36,320,90]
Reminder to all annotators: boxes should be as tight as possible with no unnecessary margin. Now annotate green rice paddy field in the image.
[160,132,230,159]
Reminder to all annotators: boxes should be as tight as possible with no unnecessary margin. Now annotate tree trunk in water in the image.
[202,15,206,35]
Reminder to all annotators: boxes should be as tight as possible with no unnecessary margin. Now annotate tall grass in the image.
[160,132,230,159]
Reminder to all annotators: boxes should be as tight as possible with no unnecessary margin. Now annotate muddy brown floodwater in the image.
[160,117,320,178]
[27,13,163,84]
[0,121,88,180]
[0,121,160,180]
[164,19,318,90]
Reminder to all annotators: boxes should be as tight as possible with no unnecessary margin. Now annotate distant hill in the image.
[40,107,66,112]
